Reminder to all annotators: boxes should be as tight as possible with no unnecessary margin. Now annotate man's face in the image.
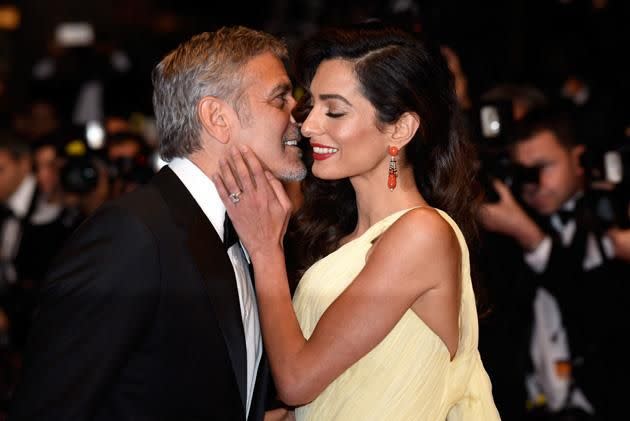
[34,145,60,196]
[230,52,306,181]
[108,140,141,161]
[512,130,584,215]
[0,150,30,202]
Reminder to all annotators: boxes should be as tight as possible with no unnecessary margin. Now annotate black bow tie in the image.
[223,213,240,249]
[554,209,574,225]
[0,204,15,222]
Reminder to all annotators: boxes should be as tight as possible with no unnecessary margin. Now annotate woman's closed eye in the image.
[326,110,346,118]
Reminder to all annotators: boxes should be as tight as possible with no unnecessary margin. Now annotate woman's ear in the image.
[391,112,420,147]
[198,96,232,144]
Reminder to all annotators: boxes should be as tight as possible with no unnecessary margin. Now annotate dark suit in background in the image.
[526,192,627,420]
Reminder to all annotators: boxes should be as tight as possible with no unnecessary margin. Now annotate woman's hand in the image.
[264,408,295,421]
[214,145,293,261]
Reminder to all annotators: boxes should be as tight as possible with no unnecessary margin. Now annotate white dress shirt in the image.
[524,194,614,273]
[525,197,596,414]
[169,157,262,416]
[0,174,64,284]
[1,175,36,283]
[2,175,37,258]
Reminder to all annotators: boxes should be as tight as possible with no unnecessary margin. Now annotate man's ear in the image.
[390,112,420,148]
[571,144,586,175]
[198,96,232,144]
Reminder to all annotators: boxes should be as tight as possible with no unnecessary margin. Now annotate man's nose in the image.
[522,182,540,195]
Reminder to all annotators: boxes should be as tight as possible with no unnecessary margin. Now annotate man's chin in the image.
[274,164,307,182]
[525,196,553,215]
[533,204,556,216]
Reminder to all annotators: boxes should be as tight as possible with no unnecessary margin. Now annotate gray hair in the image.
[151,26,288,161]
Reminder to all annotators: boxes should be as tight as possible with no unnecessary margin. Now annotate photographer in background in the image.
[473,85,548,421]
[0,131,74,351]
[57,125,156,226]
[58,135,110,226]
[479,107,628,419]
[105,131,155,199]
[31,133,64,206]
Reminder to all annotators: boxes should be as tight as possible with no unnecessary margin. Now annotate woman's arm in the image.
[215,146,460,405]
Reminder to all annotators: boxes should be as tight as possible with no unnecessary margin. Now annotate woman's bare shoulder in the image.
[368,207,460,272]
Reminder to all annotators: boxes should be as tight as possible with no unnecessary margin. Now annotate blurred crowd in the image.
[0,114,160,417]
[1,0,630,420]
[0,26,161,412]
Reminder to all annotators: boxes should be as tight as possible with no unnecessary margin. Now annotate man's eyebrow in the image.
[319,94,352,106]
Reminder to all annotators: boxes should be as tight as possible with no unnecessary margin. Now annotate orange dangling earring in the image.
[387,146,399,191]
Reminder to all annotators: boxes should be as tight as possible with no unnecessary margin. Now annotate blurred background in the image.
[0,1,629,420]
[1,0,629,121]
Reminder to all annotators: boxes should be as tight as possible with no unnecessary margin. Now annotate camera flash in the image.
[85,121,105,150]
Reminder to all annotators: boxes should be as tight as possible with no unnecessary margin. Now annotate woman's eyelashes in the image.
[326,111,346,118]
[308,98,348,118]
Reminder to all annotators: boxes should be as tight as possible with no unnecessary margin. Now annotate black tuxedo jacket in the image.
[10,167,271,421]
[526,193,629,417]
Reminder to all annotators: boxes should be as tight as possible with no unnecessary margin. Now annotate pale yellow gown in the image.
[292,207,501,420]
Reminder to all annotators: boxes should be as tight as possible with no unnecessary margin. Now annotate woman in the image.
[215,24,500,420]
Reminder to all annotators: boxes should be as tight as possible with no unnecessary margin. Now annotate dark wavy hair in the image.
[289,23,482,278]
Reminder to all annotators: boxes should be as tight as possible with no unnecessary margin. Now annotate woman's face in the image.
[301,59,392,181]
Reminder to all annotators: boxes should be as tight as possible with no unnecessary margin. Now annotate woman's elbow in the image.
[275,373,320,406]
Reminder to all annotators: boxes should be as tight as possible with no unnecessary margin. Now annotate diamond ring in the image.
[228,191,241,204]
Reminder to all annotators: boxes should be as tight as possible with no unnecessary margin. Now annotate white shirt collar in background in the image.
[7,175,37,219]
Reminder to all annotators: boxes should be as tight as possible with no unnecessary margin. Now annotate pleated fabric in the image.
[293,208,501,420]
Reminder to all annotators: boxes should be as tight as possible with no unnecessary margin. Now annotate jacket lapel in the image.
[247,351,271,421]
[152,167,248,411]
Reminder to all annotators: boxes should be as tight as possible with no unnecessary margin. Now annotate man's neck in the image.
[559,190,584,212]
[188,150,221,180]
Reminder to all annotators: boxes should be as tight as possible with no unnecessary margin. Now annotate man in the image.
[32,135,63,205]
[105,131,154,198]
[474,84,548,421]
[479,108,626,419]
[10,26,305,420]
[0,132,72,351]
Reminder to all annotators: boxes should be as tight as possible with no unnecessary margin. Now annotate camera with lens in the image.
[581,145,630,229]
[59,135,103,195]
[473,99,525,203]
[59,125,155,197]
[105,132,154,185]
[581,145,630,187]
[476,100,630,228]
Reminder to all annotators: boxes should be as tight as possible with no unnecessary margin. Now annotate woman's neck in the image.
[348,165,426,239]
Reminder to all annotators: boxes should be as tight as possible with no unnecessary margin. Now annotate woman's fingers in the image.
[218,145,292,218]
[239,145,271,195]
[230,146,255,193]
[265,171,293,214]
[213,171,231,205]
[218,158,243,206]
